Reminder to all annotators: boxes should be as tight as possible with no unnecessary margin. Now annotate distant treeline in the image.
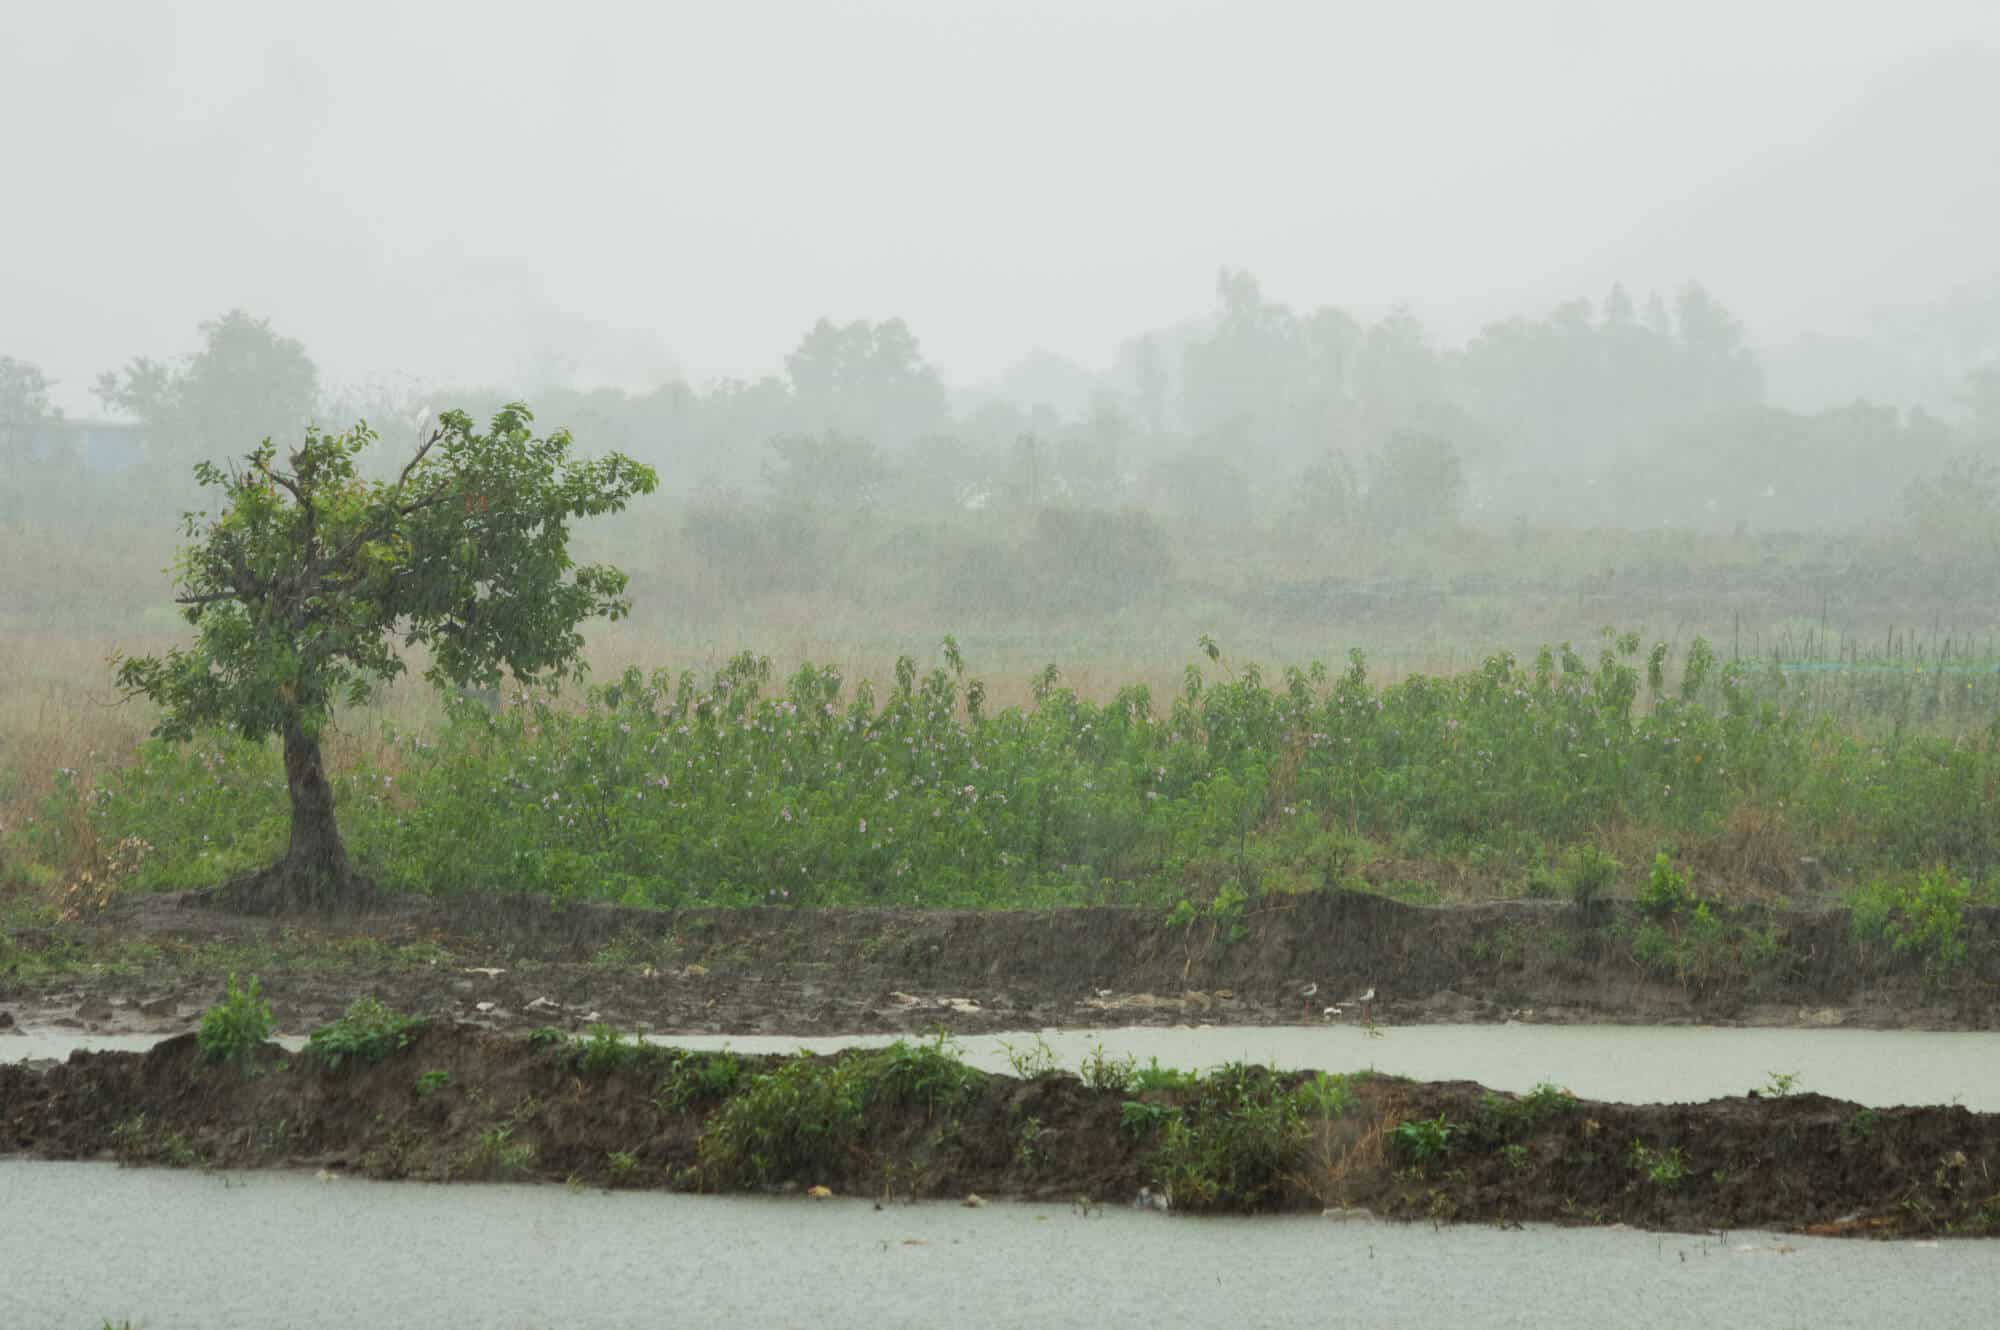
[4,276,1999,631]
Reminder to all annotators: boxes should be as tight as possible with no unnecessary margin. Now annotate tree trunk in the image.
[218,719,372,914]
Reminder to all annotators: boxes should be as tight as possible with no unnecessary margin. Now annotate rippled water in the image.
[2,1162,1993,1330]
[9,1023,2000,1107]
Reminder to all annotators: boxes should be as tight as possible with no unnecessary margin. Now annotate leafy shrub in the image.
[1079,1044,1136,1092]
[1130,1058,1200,1093]
[1149,1063,1313,1213]
[999,1034,1060,1079]
[575,1023,641,1074]
[1636,853,1692,916]
[1389,1113,1456,1166]
[873,1034,983,1113]
[653,1050,745,1111]
[1848,866,1974,985]
[1561,845,1618,905]
[1628,1140,1686,1188]
[1120,1099,1180,1139]
[698,1052,870,1186]
[307,998,424,1071]
[197,973,272,1068]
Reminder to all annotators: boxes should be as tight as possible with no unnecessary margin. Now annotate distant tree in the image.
[1022,507,1173,614]
[1133,335,1169,436]
[114,405,657,912]
[885,433,985,512]
[761,430,891,513]
[784,317,950,445]
[1903,452,2000,557]
[1673,282,1763,414]
[1354,308,1446,431]
[1280,449,1360,546]
[96,310,320,473]
[1365,432,1464,535]
[0,355,58,467]
[1182,269,1302,444]
[1964,362,2000,444]
[1147,449,1255,537]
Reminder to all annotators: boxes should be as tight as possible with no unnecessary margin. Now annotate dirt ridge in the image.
[5,1024,1999,1237]
[5,890,1997,1037]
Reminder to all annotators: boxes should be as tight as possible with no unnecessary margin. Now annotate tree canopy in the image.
[96,310,319,474]
[116,403,657,910]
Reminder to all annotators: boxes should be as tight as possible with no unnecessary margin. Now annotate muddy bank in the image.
[7,888,2000,1038]
[4,1023,1999,1238]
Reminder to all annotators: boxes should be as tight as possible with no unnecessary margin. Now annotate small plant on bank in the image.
[697,1051,871,1186]
[1079,1043,1136,1092]
[1844,1108,1883,1143]
[1131,1058,1200,1093]
[1389,1113,1457,1167]
[1561,845,1619,907]
[874,1033,983,1114]
[415,1069,452,1097]
[1016,1115,1047,1172]
[1120,1099,1180,1139]
[1295,1071,1355,1118]
[1472,1083,1577,1142]
[606,1149,640,1182]
[1636,853,1693,917]
[999,1033,1060,1079]
[1760,1070,1801,1098]
[1628,1140,1687,1188]
[307,997,425,1071]
[653,1050,745,1111]
[1150,1063,1314,1213]
[1848,865,1974,987]
[198,973,273,1068]
[526,1026,567,1051]
[576,1023,641,1074]
[459,1124,537,1180]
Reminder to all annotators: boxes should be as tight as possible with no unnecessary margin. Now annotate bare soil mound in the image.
[4,1024,1996,1236]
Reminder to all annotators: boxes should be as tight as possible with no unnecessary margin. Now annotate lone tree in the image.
[116,404,657,912]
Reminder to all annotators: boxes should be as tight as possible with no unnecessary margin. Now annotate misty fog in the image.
[4,0,1999,661]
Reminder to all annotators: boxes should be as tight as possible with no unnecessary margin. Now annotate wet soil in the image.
[4,888,1996,1040]
[3,1023,1997,1237]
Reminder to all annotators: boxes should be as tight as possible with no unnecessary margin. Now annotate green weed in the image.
[653,1050,745,1111]
[998,1034,1060,1079]
[697,1052,870,1186]
[197,973,272,1068]
[873,1033,983,1113]
[1149,1063,1315,1213]
[1078,1043,1136,1092]
[307,997,424,1071]
[1628,1140,1687,1188]
[1848,866,1975,986]
[1389,1113,1457,1166]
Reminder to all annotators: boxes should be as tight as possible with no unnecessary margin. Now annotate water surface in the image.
[1,1162,1991,1330]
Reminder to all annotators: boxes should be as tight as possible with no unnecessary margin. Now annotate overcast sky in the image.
[6,0,1998,411]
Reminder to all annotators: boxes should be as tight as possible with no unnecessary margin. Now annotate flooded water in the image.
[8,1023,2000,1107]
[2,1161,1993,1330]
